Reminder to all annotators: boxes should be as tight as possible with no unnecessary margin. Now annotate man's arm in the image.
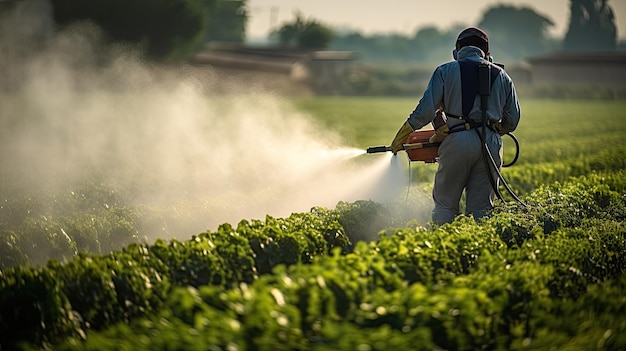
[407,66,445,130]
[389,66,446,154]
[500,77,521,133]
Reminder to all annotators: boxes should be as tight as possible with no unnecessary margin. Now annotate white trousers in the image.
[431,128,502,225]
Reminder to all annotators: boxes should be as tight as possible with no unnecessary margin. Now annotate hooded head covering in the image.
[456,27,489,53]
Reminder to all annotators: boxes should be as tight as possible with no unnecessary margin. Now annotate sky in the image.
[246,0,626,40]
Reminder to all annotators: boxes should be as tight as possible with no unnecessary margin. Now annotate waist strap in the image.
[445,113,465,120]
[448,120,496,134]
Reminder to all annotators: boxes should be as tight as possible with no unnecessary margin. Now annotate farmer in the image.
[389,27,521,225]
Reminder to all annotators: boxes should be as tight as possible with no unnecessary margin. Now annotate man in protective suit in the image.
[390,27,521,225]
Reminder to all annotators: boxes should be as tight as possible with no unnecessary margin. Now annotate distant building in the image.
[190,43,356,95]
[527,52,626,86]
[502,63,532,85]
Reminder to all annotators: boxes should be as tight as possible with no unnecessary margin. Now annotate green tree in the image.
[412,26,462,64]
[273,13,334,49]
[478,5,555,62]
[564,0,617,51]
[205,0,247,43]
[330,25,462,66]
[50,0,248,61]
[51,0,210,61]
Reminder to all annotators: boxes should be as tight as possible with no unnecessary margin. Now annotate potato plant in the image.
[1,170,624,350]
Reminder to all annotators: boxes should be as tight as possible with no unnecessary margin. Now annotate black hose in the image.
[479,115,505,203]
[502,132,520,168]
[482,140,528,208]
[476,61,524,207]
[477,127,528,207]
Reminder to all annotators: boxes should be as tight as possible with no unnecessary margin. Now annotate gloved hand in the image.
[390,121,413,154]
[429,110,449,143]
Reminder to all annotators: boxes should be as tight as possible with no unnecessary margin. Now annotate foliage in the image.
[329,0,624,71]
[0,183,142,268]
[564,0,617,51]
[4,171,624,350]
[335,200,398,249]
[478,5,555,61]
[330,26,462,67]
[329,3,563,66]
[0,209,350,349]
[49,0,247,61]
[273,12,334,49]
[204,0,247,43]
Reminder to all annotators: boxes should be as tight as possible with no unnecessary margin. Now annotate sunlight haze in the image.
[246,0,626,40]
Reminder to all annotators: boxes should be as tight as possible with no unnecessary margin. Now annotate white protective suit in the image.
[404,45,521,224]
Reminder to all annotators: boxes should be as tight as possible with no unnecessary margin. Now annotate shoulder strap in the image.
[459,60,501,117]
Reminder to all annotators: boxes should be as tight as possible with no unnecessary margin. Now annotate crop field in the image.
[296,98,626,192]
[1,97,626,350]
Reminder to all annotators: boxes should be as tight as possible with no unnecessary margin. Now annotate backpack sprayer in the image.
[366,129,441,163]
[366,121,524,206]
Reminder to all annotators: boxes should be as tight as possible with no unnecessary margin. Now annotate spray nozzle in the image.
[366,145,392,154]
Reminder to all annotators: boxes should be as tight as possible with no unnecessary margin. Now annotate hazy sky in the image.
[246,0,626,39]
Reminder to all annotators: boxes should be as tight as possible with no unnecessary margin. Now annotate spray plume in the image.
[1,3,428,244]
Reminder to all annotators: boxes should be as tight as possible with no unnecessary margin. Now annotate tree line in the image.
[46,0,620,63]
[325,0,620,65]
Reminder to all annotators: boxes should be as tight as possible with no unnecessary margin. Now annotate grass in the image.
[293,97,418,148]
[294,97,626,149]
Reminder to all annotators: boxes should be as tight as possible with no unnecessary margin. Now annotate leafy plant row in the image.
[0,209,350,350]
[52,170,626,350]
[53,255,626,351]
[406,142,625,199]
[0,182,142,269]
[503,147,625,194]
[2,170,625,350]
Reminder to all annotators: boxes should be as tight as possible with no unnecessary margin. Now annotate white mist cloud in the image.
[1,4,432,242]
